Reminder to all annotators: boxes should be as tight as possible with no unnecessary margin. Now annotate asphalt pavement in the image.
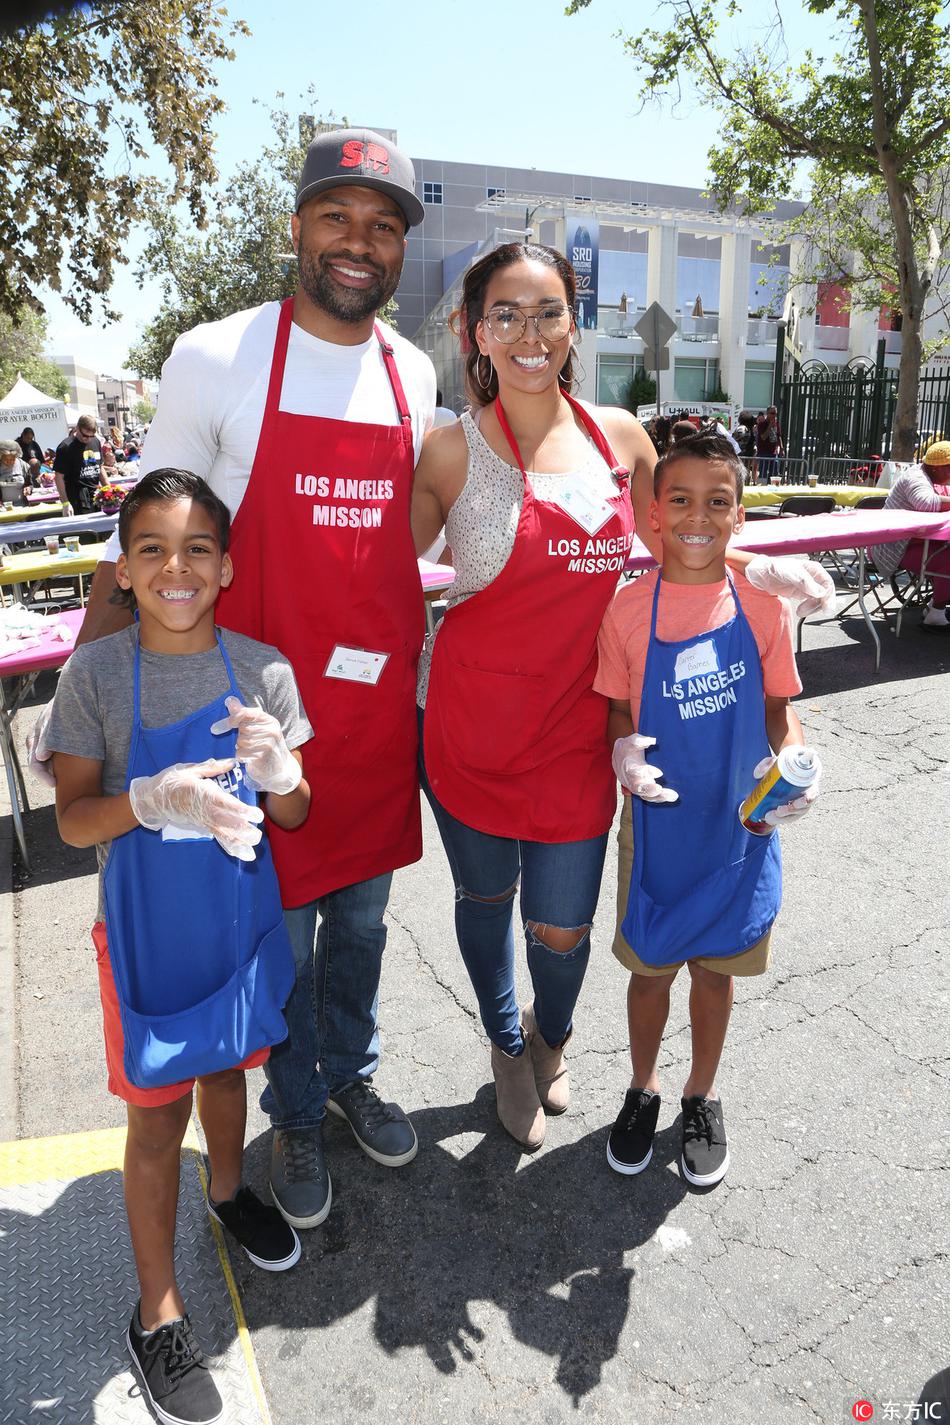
[3,603,948,1424]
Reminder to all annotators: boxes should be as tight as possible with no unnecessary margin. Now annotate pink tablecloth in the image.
[626,508,950,572]
[0,608,85,678]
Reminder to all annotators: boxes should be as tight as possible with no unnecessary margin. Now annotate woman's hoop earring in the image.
[476,354,494,391]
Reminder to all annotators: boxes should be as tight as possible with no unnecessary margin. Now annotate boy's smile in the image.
[116,497,233,653]
[650,457,744,584]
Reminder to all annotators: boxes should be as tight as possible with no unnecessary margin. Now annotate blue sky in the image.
[42,0,840,376]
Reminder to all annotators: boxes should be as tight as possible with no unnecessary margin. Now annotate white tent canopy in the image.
[0,374,81,451]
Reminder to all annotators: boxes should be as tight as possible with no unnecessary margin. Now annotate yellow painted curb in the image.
[0,1122,270,1423]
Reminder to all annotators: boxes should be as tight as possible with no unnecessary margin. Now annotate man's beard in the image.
[298,249,401,324]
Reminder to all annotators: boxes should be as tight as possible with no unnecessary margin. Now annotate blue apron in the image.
[103,629,294,1088]
[622,576,781,965]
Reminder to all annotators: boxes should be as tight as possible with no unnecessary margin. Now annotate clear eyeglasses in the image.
[483,304,574,344]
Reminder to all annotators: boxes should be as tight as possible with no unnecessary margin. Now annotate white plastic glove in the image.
[751,754,821,826]
[27,702,57,788]
[209,696,301,795]
[744,556,836,618]
[612,734,679,803]
[129,758,264,861]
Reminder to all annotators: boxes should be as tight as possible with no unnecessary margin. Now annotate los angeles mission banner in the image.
[566,216,599,330]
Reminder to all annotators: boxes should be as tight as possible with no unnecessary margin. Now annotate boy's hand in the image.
[129,759,265,861]
[209,696,301,795]
[612,734,679,803]
[744,556,836,618]
[751,754,821,826]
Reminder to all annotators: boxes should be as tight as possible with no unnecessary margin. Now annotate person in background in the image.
[53,414,101,511]
[101,442,119,472]
[124,441,141,462]
[17,426,44,463]
[0,439,32,501]
[671,419,699,445]
[870,440,950,630]
[433,388,457,428]
[755,405,783,483]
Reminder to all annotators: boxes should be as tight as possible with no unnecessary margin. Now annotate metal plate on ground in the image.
[0,1128,270,1424]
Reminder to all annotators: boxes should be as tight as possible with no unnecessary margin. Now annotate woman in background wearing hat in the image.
[0,439,32,502]
[871,440,950,629]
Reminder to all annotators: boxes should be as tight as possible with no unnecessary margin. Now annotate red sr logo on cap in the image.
[339,140,390,175]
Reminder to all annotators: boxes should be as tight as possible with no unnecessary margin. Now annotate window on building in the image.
[743,362,774,410]
[673,357,720,402]
[597,355,648,408]
[487,186,505,201]
[423,182,443,205]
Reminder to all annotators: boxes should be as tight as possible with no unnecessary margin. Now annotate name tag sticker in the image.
[551,475,614,535]
[674,639,720,684]
[325,645,389,685]
[162,822,212,844]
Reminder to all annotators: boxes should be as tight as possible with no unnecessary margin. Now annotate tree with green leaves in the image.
[568,0,950,458]
[0,308,69,400]
[133,398,156,425]
[1,1,249,325]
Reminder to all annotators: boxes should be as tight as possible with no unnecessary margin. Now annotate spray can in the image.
[739,745,821,836]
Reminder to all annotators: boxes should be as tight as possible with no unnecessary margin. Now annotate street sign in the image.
[634,301,677,349]
[640,347,671,371]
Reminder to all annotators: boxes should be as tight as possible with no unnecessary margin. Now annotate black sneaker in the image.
[327,1078,418,1166]
[127,1307,223,1425]
[606,1088,661,1175]
[270,1125,332,1229]
[680,1095,730,1187]
[208,1185,301,1271]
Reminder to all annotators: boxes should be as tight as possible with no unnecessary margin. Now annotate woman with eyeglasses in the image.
[411,242,830,1151]
[411,243,655,1150]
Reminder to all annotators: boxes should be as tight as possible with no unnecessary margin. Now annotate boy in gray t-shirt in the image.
[46,470,312,1425]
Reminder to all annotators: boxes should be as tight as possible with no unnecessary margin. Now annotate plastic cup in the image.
[3,501,12,511]
[45,535,60,556]
[808,473,818,488]
[65,535,80,555]
[770,476,781,487]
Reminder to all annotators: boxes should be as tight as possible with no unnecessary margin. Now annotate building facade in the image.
[50,355,98,420]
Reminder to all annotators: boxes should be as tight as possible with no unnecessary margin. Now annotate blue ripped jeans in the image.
[419,712,608,1054]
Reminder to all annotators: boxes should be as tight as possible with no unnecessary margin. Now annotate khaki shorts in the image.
[612,798,772,978]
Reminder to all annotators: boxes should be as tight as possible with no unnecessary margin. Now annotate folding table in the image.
[0,608,85,869]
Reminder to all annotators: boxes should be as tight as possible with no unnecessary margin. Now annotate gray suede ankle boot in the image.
[522,1002,571,1114]
[490,1033,545,1150]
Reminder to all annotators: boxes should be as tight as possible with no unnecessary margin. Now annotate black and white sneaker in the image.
[127,1307,223,1425]
[680,1095,730,1187]
[607,1088,661,1175]
[208,1185,301,1271]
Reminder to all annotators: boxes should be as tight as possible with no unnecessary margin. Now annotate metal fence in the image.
[739,455,885,486]
[776,329,950,461]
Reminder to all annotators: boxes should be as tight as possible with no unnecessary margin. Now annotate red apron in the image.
[216,299,423,906]
[424,393,634,842]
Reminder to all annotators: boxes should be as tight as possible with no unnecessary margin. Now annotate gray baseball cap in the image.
[295,127,425,229]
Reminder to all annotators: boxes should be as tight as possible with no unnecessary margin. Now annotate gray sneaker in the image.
[269,1126,332,1229]
[327,1079,418,1167]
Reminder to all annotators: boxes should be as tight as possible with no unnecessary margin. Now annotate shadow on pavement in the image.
[238,1092,689,1405]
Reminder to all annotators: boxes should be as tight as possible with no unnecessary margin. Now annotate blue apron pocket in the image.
[624,836,781,966]
[121,921,295,1089]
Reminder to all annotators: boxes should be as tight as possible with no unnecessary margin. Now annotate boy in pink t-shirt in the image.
[594,434,819,1187]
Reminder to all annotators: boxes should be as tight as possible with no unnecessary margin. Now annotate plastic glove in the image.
[612,734,679,803]
[129,759,264,861]
[27,702,57,788]
[751,753,821,826]
[209,696,301,795]
[744,556,836,618]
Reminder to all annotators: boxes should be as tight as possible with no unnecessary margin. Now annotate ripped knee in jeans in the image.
[525,921,591,955]
[456,879,519,906]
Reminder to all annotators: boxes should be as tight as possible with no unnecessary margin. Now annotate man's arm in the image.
[76,562,134,646]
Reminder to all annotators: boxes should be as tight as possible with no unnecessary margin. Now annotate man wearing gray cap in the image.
[65,127,436,1229]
